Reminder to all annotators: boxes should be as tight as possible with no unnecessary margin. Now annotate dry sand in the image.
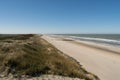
[42,35,120,80]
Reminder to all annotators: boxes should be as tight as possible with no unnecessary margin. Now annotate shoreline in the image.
[42,35,120,80]
[53,35,120,54]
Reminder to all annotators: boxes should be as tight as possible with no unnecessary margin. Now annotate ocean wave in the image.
[70,36,120,44]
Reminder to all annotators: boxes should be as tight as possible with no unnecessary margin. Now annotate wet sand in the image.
[42,35,120,80]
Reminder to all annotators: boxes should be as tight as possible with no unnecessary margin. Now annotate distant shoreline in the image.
[52,34,120,47]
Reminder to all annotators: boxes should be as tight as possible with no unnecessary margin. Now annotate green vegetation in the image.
[0,34,99,80]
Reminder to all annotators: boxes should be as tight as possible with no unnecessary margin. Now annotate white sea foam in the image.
[70,36,120,44]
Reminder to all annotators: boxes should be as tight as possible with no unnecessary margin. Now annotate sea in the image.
[55,34,120,47]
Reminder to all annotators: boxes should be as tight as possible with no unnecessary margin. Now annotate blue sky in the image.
[0,0,120,34]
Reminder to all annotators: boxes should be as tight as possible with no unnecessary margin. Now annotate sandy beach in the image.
[42,35,120,80]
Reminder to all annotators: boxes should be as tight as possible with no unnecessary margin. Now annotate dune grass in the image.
[0,34,99,80]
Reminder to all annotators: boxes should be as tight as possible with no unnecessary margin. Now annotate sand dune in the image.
[42,35,120,80]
